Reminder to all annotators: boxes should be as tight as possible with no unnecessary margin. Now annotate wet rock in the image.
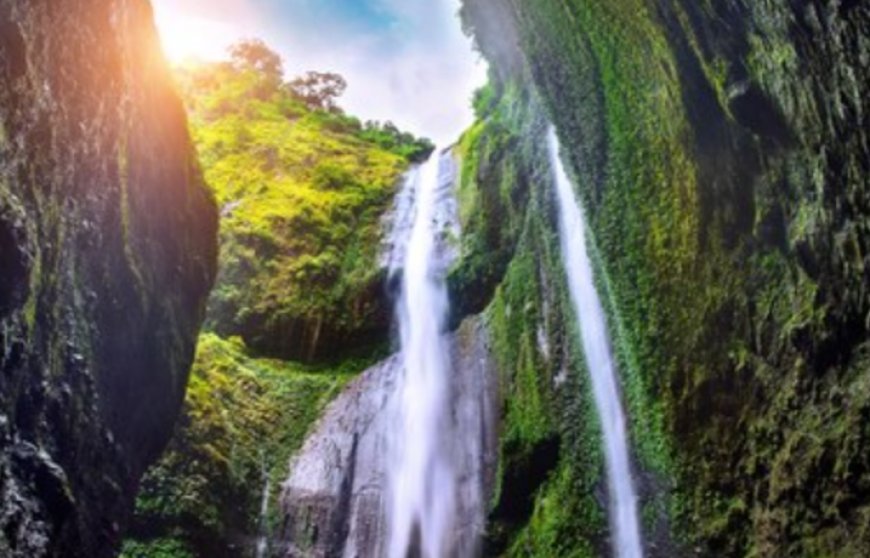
[0,213,29,317]
[277,317,499,558]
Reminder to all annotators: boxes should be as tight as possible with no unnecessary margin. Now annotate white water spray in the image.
[548,126,644,558]
[388,151,457,558]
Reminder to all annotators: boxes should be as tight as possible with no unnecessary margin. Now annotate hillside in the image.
[175,46,432,362]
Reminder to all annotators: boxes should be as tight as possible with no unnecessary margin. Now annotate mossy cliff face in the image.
[448,79,613,556]
[125,335,355,558]
[0,1,218,556]
[173,60,428,363]
[460,0,870,555]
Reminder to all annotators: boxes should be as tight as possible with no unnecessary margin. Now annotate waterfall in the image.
[387,150,457,558]
[254,475,270,558]
[281,147,494,558]
[548,126,644,558]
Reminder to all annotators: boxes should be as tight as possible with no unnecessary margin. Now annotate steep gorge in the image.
[1,0,868,556]
[123,47,439,558]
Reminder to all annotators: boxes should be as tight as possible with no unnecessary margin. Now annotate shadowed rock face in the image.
[0,0,218,556]
[278,317,500,558]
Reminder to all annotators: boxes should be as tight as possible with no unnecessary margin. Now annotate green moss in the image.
[128,333,360,554]
[456,119,486,229]
[488,248,552,452]
[448,81,545,321]
[450,74,614,554]
[116,132,148,308]
[22,247,40,330]
[509,466,601,558]
[120,538,194,558]
[462,0,870,554]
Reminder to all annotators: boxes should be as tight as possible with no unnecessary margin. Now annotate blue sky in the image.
[275,0,397,34]
[151,0,487,144]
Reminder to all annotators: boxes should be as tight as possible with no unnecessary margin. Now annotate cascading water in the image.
[548,126,644,558]
[388,150,457,558]
[280,147,494,558]
[255,474,270,558]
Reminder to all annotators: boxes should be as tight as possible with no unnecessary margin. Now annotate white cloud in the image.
[153,0,487,145]
[268,0,486,145]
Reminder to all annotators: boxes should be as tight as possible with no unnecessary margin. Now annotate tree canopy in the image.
[288,71,348,112]
[229,39,283,83]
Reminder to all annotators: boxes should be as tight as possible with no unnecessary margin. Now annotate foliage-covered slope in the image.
[124,42,431,557]
[449,73,637,558]
[123,334,360,557]
[459,0,870,556]
[176,47,432,361]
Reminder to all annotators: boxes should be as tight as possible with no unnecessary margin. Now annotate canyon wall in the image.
[0,0,217,555]
[459,0,870,555]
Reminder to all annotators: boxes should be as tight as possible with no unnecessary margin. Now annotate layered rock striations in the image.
[0,0,217,556]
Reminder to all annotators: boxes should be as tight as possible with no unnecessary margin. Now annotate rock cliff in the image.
[0,0,217,555]
[278,318,499,558]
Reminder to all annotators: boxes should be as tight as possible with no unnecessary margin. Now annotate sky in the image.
[151,0,488,145]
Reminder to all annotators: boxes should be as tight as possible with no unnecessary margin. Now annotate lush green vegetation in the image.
[447,78,540,322]
[462,0,870,555]
[176,40,432,362]
[120,538,195,558]
[447,75,612,556]
[125,333,362,555]
[124,40,430,557]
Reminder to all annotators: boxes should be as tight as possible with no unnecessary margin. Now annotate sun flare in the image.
[153,5,241,64]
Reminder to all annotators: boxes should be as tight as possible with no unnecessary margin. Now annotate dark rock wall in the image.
[0,0,217,556]
[460,0,870,555]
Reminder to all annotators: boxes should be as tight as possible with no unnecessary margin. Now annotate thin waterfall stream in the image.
[548,126,644,558]
[255,475,271,558]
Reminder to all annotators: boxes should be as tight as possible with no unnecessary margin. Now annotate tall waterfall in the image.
[387,150,457,558]
[548,126,644,558]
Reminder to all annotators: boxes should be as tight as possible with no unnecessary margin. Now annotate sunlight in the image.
[153,4,242,64]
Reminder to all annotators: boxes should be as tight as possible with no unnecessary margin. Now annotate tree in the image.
[229,39,283,85]
[288,71,347,112]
